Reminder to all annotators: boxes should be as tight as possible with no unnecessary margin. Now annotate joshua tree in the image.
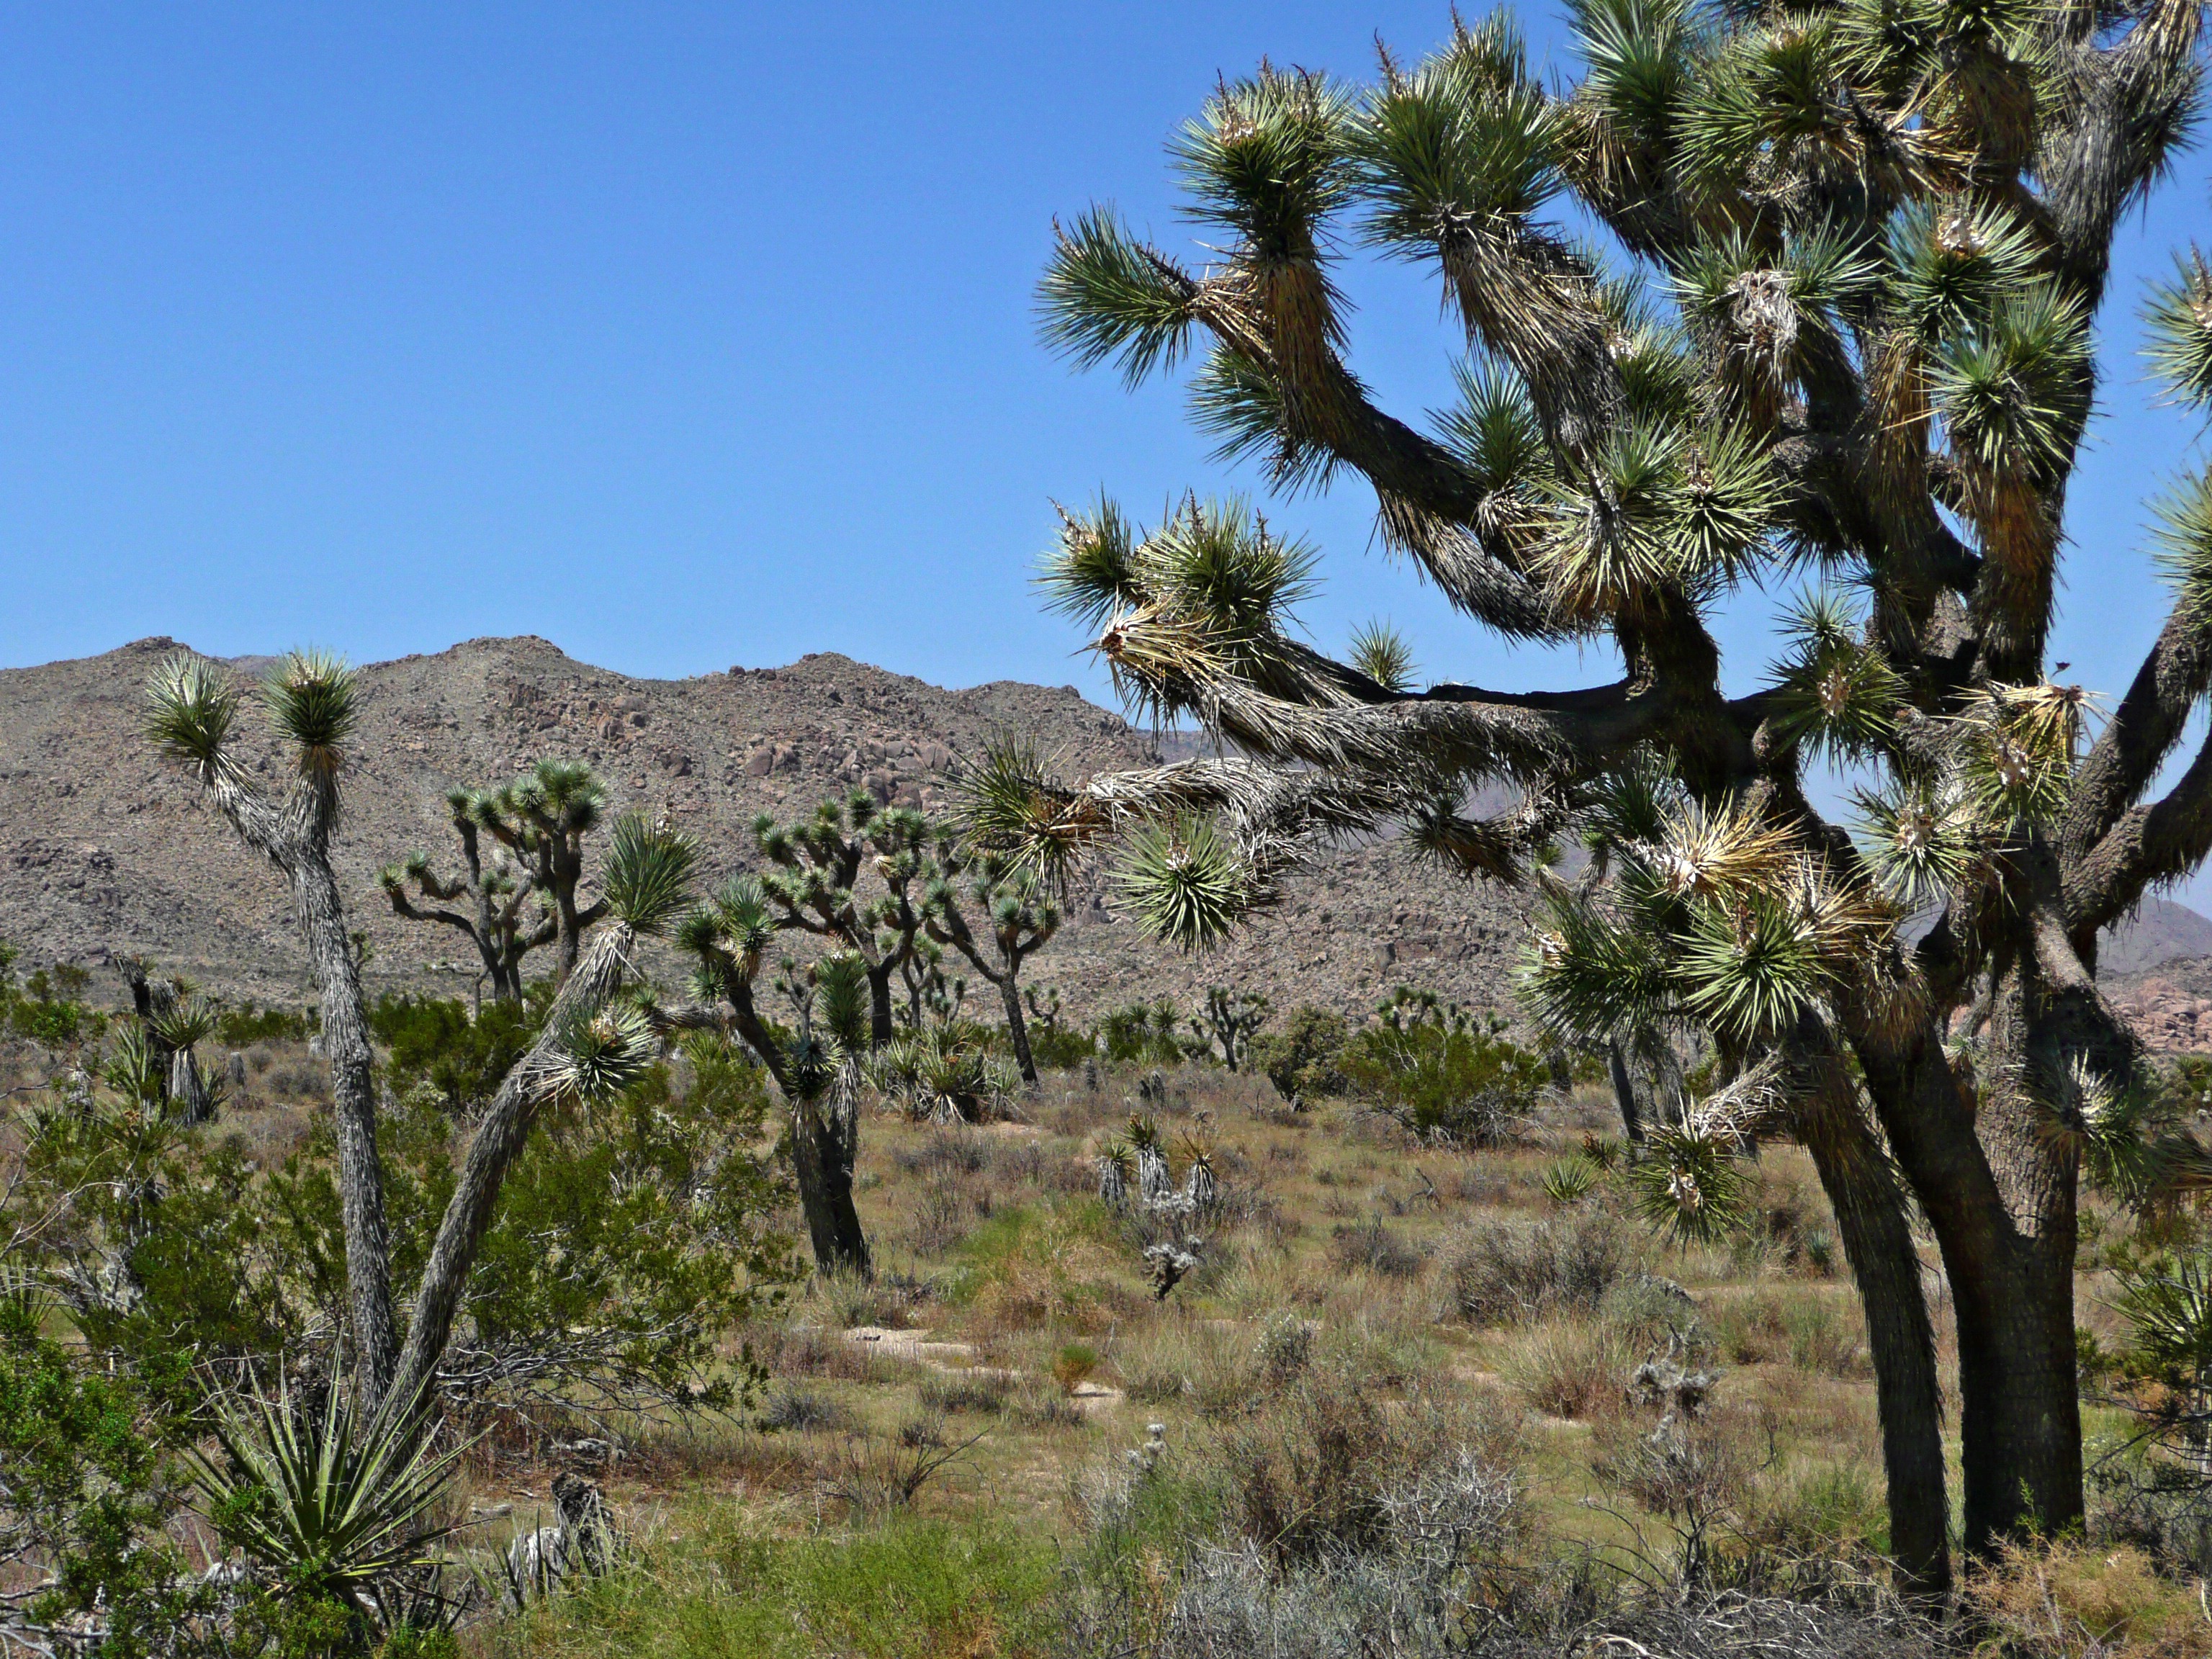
[390,810,696,1408]
[1002,0,2212,1587]
[752,791,933,1045]
[678,881,875,1274]
[475,760,609,983]
[112,958,224,1125]
[923,858,1061,1085]
[145,652,399,1403]
[1189,985,1271,1071]
[379,788,556,1002]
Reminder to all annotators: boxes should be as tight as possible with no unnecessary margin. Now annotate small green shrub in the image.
[367,992,539,1112]
[1337,1002,1549,1142]
[1247,1006,1350,1103]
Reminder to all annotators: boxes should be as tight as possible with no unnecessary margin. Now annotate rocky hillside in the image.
[9,634,2212,1049]
[0,637,1532,1025]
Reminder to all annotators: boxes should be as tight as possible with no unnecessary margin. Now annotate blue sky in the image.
[1,4,2208,807]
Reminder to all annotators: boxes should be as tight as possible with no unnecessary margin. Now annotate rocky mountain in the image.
[11,634,2212,1051]
[0,637,1532,1025]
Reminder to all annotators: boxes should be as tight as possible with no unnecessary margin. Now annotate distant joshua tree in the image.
[1189,985,1271,1072]
[379,788,557,1002]
[752,791,934,1046]
[473,760,611,983]
[678,881,875,1274]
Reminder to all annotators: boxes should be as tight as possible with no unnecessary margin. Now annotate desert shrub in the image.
[1054,1341,1102,1393]
[0,1277,210,1648]
[1964,1538,2212,1659]
[1598,1276,1709,1357]
[1741,1460,1889,1560]
[1446,1213,1630,1326]
[367,990,539,1113]
[1710,1290,1868,1377]
[760,1386,853,1434]
[1212,1366,1518,1565]
[0,945,101,1048]
[1502,1319,1632,1419]
[918,1370,1015,1415]
[1031,1022,1100,1070]
[1246,1007,1349,1105]
[267,1037,798,1416]
[1100,999,1183,1066]
[1337,1003,1549,1142]
[214,999,315,1046]
[8,1089,304,1383]
[1327,1216,1426,1279]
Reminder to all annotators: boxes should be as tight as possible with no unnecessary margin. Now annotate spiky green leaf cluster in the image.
[262,650,359,778]
[189,1374,463,1621]
[549,1003,660,1104]
[1766,590,1905,763]
[1625,1123,1755,1246]
[1112,814,1256,953]
[1853,782,1984,909]
[145,655,245,782]
[1949,681,2085,827]
[2143,249,2212,411]
[1348,621,1418,693]
[601,811,699,935]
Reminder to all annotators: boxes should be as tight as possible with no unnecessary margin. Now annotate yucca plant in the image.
[190,1370,465,1634]
[1542,1158,1596,1208]
[1003,0,2212,1583]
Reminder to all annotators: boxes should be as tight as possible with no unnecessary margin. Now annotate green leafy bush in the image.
[1337,999,1548,1142]
[215,999,318,1046]
[1246,1006,1349,1103]
[367,992,539,1112]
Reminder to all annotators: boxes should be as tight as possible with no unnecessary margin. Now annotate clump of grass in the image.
[1327,1215,1426,1278]
[1501,1317,1631,1419]
[1963,1537,2212,1659]
[1447,1213,1631,1326]
[917,1370,1015,1415]
[759,1387,853,1434]
[1053,1341,1102,1393]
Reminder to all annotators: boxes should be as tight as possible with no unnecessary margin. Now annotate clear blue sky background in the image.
[2,2,2208,881]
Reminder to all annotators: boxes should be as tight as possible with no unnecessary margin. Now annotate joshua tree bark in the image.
[679,880,875,1274]
[146,652,398,1407]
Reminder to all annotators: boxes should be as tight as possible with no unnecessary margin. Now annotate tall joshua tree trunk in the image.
[1789,1020,1950,1592]
[996,972,1036,1084]
[146,652,397,1407]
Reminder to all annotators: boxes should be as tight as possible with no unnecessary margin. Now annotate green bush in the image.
[1337,1000,1548,1142]
[0,943,101,1048]
[215,999,317,1046]
[367,992,539,1112]
[270,1036,799,1414]
[1247,1006,1349,1103]
[1029,1021,1098,1069]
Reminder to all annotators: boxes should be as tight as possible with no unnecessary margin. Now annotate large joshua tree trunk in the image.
[789,1095,870,1276]
[1789,1023,1950,1592]
[997,971,1037,1084]
[865,959,898,1048]
[391,925,636,1408]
